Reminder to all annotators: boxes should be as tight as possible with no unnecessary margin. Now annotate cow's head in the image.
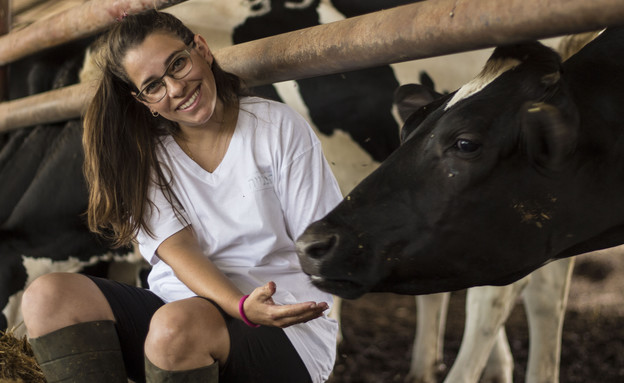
[296,41,600,299]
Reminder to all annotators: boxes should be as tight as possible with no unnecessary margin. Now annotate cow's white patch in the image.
[2,251,143,337]
[318,0,345,24]
[445,58,521,110]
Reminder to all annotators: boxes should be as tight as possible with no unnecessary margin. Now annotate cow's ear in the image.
[522,102,578,171]
[394,83,441,123]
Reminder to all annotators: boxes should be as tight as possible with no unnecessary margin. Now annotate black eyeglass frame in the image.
[135,48,194,104]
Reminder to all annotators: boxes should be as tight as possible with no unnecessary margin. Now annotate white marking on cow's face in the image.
[445,58,521,110]
[558,29,605,61]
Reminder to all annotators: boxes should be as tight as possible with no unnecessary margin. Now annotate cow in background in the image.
[231,0,418,162]
[0,38,142,336]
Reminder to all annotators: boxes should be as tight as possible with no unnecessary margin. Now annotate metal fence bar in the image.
[1,0,624,132]
[0,0,188,66]
[217,0,624,85]
[1,83,89,131]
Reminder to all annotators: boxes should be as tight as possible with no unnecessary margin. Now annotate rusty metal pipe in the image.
[13,0,49,16]
[0,83,92,132]
[218,0,624,85]
[0,0,187,66]
[2,0,624,132]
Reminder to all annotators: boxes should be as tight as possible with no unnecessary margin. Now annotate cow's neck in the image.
[550,155,624,259]
[564,28,624,165]
[548,28,624,259]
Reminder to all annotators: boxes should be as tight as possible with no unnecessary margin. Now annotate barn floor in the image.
[328,247,624,383]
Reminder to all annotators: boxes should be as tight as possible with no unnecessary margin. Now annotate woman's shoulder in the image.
[151,134,186,169]
[239,95,281,108]
[239,96,303,122]
[238,96,319,156]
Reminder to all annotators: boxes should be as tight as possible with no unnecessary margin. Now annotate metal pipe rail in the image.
[2,0,624,132]
[0,0,187,66]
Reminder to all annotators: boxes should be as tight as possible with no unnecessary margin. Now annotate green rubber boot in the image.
[145,356,219,382]
[29,320,127,382]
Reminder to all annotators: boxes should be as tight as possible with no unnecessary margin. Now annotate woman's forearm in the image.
[156,226,328,327]
[156,226,243,318]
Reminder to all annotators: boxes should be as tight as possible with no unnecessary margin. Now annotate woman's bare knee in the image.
[145,298,229,370]
[22,273,114,337]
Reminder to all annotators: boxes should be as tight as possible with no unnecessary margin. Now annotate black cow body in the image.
[296,27,624,299]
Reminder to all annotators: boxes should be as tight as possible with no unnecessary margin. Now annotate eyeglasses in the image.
[135,49,193,104]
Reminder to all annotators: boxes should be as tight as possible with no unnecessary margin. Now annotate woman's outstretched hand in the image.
[242,282,329,328]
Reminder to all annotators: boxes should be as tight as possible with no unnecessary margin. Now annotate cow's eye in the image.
[455,139,481,153]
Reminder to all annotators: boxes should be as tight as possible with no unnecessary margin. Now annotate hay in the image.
[0,328,45,383]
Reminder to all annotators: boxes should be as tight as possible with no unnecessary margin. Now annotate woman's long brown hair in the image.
[83,10,245,248]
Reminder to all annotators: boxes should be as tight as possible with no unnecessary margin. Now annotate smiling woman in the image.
[21,9,343,383]
[123,33,220,130]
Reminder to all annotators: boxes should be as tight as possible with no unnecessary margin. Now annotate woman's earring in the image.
[151,110,159,117]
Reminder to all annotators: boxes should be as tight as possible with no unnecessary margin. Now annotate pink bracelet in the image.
[239,295,260,328]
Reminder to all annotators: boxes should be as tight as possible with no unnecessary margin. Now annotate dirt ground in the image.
[327,246,624,383]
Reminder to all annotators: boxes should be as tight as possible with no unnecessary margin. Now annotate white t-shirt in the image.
[136,97,342,382]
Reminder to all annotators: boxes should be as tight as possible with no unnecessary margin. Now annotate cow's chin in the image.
[308,275,369,300]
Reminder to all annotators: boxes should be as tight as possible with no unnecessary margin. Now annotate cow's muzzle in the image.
[296,222,370,299]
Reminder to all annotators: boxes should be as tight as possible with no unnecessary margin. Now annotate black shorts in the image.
[87,276,311,383]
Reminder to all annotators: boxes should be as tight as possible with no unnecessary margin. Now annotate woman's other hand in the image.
[242,282,329,328]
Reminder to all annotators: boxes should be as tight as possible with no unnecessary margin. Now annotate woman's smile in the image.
[177,86,201,111]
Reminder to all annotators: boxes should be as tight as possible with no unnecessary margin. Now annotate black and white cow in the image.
[0,38,140,334]
[296,26,624,297]
[231,0,419,162]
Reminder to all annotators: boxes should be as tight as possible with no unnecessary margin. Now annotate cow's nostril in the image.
[305,234,337,259]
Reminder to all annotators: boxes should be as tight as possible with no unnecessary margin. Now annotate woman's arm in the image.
[157,226,328,327]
